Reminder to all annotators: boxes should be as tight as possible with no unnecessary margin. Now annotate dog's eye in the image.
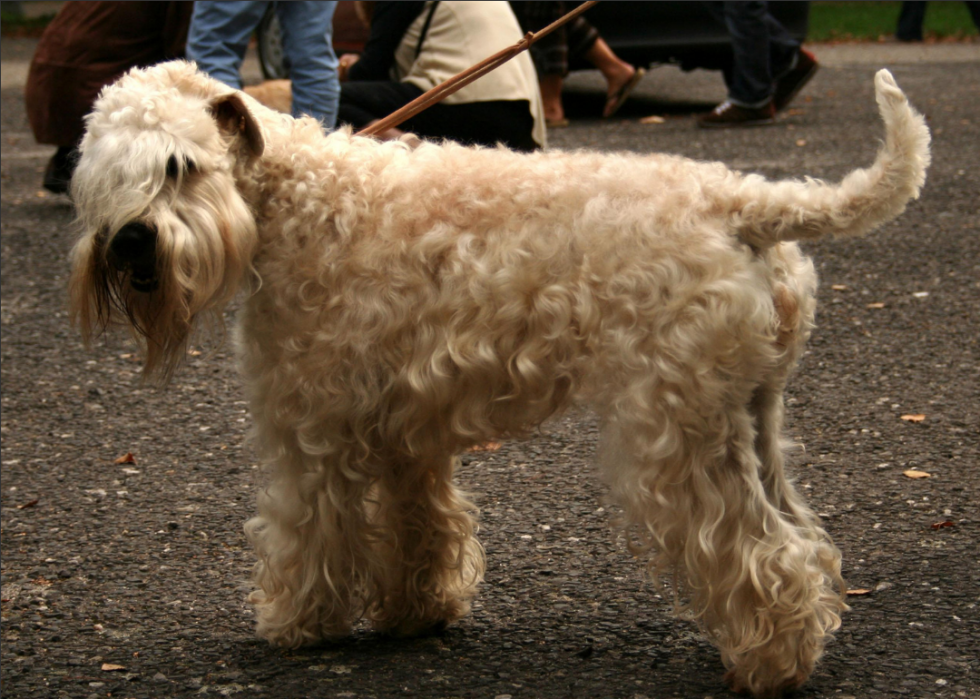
[166,156,199,179]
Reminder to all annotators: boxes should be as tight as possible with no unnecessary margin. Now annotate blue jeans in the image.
[706,2,800,108]
[187,1,339,128]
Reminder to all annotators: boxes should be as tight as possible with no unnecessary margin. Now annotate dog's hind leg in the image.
[604,381,846,697]
[366,454,485,637]
[245,444,377,647]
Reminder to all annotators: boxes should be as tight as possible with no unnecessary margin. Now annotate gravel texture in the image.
[2,37,978,698]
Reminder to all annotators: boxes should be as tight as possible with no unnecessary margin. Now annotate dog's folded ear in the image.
[210,93,265,161]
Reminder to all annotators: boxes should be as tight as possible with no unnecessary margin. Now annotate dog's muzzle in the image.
[108,222,159,292]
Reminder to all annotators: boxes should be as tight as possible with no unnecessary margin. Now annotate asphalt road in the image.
[2,38,978,699]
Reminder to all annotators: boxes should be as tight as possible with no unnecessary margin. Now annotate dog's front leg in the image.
[245,444,376,647]
[366,454,485,637]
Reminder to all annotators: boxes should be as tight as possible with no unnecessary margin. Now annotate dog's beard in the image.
[69,184,257,382]
[70,228,193,382]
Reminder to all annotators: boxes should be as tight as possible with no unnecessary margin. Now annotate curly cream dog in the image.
[69,61,929,697]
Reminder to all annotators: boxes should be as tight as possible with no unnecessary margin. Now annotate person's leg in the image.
[404,100,538,152]
[583,37,642,117]
[762,9,801,78]
[186,1,267,89]
[512,2,567,123]
[967,2,980,30]
[896,1,927,41]
[567,17,640,117]
[698,1,778,127]
[764,3,819,111]
[42,143,81,195]
[722,1,775,108]
[338,81,424,130]
[538,74,566,124]
[275,1,340,128]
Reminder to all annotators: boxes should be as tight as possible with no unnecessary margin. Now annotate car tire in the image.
[256,7,290,80]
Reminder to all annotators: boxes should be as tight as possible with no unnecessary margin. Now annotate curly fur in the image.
[69,61,929,697]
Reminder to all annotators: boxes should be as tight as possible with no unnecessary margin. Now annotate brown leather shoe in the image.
[774,49,819,112]
[697,100,776,129]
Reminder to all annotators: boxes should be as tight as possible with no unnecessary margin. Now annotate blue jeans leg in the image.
[276,1,340,128]
[711,1,799,107]
[722,1,777,107]
[186,1,269,90]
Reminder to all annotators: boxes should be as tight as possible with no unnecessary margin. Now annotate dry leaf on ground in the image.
[466,442,502,453]
[930,520,955,530]
[639,115,665,124]
[114,452,136,464]
[900,414,926,422]
[101,663,126,672]
[866,302,886,309]
[846,588,872,596]
[903,469,931,479]
[16,499,39,509]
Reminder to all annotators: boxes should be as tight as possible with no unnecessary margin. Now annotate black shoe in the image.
[42,146,79,195]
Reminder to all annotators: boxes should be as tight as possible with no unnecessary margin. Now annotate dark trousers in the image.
[705,1,800,107]
[339,81,538,152]
[897,2,980,41]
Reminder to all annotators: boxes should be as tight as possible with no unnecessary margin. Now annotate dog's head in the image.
[69,61,264,380]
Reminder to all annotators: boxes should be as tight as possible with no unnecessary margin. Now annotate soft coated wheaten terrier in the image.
[69,61,929,697]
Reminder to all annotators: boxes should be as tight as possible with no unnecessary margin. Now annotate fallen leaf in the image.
[795,139,807,147]
[903,469,931,479]
[846,588,872,596]
[188,349,202,357]
[912,291,929,298]
[831,284,848,291]
[930,520,955,530]
[900,414,926,422]
[866,302,886,309]
[114,452,136,464]
[101,663,126,672]
[639,115,665,125]
[466,441,501,453]
[16,499,39,509]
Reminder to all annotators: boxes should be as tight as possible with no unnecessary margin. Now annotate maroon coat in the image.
[25,1,192,146]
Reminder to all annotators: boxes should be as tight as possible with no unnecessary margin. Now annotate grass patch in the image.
[809,1,978,42]
[0,11,58,37]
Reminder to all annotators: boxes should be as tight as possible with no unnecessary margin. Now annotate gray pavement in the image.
[2,36,979,699]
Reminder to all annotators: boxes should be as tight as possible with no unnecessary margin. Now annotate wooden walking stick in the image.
[356,1,600,138]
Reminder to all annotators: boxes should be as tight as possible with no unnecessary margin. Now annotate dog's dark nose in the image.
[109,222,156,264]
[109,222,158,292]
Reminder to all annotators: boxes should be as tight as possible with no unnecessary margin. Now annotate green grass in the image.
[809,1,978,42]
[0,11,58,36]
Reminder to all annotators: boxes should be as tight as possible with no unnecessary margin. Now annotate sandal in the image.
[604,67,645,118]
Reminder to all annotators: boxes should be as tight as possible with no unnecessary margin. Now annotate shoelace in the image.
[713,100,736,115]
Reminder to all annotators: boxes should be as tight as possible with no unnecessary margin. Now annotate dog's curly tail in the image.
[730,69,931,248]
